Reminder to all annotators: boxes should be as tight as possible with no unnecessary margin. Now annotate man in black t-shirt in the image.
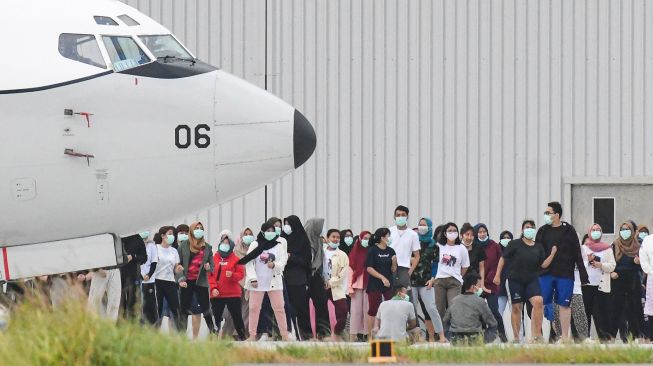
[535,201,588,342]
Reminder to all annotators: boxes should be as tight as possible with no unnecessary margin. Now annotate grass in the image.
[1,295,652,365]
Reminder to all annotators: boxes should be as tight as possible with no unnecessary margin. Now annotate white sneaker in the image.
[258,333,271,342]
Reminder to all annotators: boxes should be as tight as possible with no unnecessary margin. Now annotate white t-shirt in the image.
[583,246,607,286]
[253,245,281,292]
[140,242,159,284]
[323,248,337,280]
[389,226,421,268]
[153,244,180,282]
[573,267,582,295]
[375,299,416,341]
[435,244,470,283]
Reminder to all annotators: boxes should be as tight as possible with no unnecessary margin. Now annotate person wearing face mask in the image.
[536,201,588,342]
[638,225,650,244]
[374,286,418,341]
[608,221,643,340]
[460,223,487,281]
[389,205,421,289]
[365,228,398,339]
[119,231,149,320]
[434,223,470,320]
[348,230,371,341]
[323,229,351,340]
[410,218,446,343]
[174,224,205,336]
[473,223,506,342]
[176,222,216,338]
[580,224,615,341]
[153,226,182,331]
[493,220,553,343]
[339,229,355,255]
[444,272,498,344]
[281,215,312,341]
[496,230,514,324]
[208,233,246,340]
[141,231,159,325]
[238,221,291,341]
[304,218,332,340]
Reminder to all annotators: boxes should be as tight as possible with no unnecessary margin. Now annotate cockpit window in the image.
[118,15,140,26]
[58,34,107,69]
[102,36,151,72]
[94,16,119,26]
[139,35,192,59]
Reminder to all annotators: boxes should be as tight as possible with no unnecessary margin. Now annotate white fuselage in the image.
[0,0,315,248]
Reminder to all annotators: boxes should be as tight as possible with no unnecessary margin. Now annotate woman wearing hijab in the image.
[238,221,291,341]
[474,223,507,343]
[580,224,615,341]
[304,218,332,339]
[348,230,371,341]
[411,218,446,343]
[609,221,644,340]
[339,229,355,255]
[175,221,216,337]
[208,232,246,340]
[281,215,313,341]
[497,230,514,323]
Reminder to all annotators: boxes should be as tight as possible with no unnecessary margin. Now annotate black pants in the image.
[286,283,312,340]
[307,271,331,339]
[179,280,215,333]
[485,293,507,341]
[610,272,643,339]
[581,285,611,340]
[211,297,246,340]
[155,279,181,330]
[120,277,141,320]
[141,283,158,325]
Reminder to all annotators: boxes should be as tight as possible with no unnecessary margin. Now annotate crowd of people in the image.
[3,201,653,345]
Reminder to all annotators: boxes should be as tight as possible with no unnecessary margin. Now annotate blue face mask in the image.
[275,227,282,236]
[474,288,483,297]
[620,229,632,241]
[395,217,408,227]
[544,214,553,226]
[264,231,277,241]
[166,235,175,245]
[591,231,602,241]
[177,233,189,242]
[193,229,204,239]
[242,235,255,245]
[499,238,510,247]
[139,231,149,240]
[386,237,393,246]
[219,243,231,253]
[344,237,354,246]
[361,239,369,248]
[328,241,339,249]
[639,232,648,240]
[523,228,536,240]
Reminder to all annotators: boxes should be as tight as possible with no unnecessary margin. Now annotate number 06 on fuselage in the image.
[0,0,316,280]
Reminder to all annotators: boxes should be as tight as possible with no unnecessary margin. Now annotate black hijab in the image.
[281,215,309,254]
[339,229,354,255]
[238,222,279,265]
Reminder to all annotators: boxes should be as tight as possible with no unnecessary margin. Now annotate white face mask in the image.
[417,226,429,235]
[283,225,292,236]
[446,232,458,241]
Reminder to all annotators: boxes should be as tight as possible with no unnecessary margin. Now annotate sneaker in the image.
[258,333,271,342]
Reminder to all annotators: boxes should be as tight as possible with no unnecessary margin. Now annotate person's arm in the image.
[134,242,148,265]
[175,247,186,283]
[328,253,349,288]
[409,250,420,275]
[461,246,470,276]
[571,229,589,284]
[493,258,504,285]
[541,246,557,268]
[146,262,157,279]
[391,255,398,274]
[233,263,245,283]
[480,302,498,328]
[639,242,653,275]
[479,260,486,289]
[272,244,288,274]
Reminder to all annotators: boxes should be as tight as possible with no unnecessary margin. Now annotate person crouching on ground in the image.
[444,272,497,344]
[374,285,418,342]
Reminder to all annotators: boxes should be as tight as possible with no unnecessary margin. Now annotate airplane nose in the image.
[293,109,316,168]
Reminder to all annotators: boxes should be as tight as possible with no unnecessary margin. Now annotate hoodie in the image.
[304,218,325,276]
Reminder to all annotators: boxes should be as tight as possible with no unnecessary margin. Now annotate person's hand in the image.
[127,254,133,262]
[591,261,602,269]
[225,270,233,278]
[381,277,390,288]
[267,261,275,269]
[408,268,414,276]
[204,263,211,271]
[76,274,86,282]
[211,289,219,297]
[492,275,500,286]
[142,274,150,282]
[251,280,258,289]
[610,272,619,279]
[634,256,640,265]
[174,265,184,274]
[482,286,491,293]
[426,278,435,289]
[324,281,331,290]
[97,269,107,277]
[179,281,188,288]
[85,272,93,281]
[550,246,558,256]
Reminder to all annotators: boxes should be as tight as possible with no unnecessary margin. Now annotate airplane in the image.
[0,0,316,281]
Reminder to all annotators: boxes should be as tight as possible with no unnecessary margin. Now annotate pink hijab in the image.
[585,223,611,252]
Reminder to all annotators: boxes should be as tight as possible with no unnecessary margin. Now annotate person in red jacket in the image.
[209,234,246,340]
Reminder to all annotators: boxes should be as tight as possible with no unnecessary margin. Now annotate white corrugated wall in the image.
[126,0,653,240]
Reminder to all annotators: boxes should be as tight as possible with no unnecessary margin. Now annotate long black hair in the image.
[370,227,391,247]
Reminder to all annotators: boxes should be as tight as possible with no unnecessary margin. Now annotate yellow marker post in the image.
[367,339,396,363]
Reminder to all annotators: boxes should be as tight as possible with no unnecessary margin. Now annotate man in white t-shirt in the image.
[375,285,418,341]
[389,205,421,288]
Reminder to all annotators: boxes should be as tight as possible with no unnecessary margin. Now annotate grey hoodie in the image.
[304,218,325,276]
